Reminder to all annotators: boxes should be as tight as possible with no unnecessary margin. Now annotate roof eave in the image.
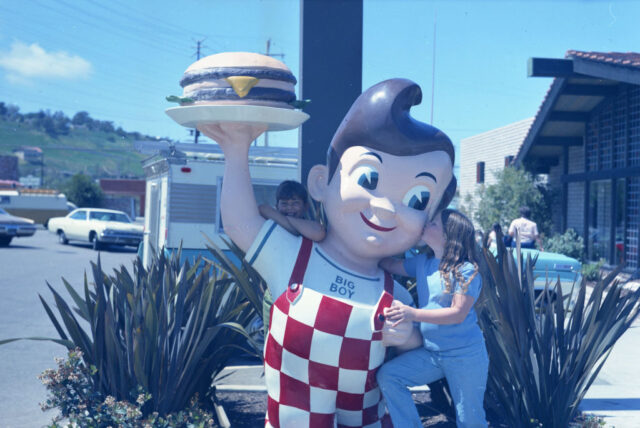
[514,77,567,167]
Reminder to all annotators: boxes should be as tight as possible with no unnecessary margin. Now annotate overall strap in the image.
[288,238,313,287]
[383,270,394,295]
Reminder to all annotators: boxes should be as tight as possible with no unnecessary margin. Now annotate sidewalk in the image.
[579,280,640,427]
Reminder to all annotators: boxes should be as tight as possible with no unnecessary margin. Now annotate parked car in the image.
[503,247,582,309]
[47,208,143,251]
[0,208,37,246]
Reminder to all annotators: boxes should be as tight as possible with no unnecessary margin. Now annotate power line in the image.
[30,0,187,56]
[0,5,193,80]
[430,10,436,125]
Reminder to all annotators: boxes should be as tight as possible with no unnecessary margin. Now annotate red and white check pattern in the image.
[264,239,394,428]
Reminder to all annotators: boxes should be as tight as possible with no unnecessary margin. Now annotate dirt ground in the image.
[216,391,459,427]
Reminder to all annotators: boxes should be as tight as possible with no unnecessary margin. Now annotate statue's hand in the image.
[197,122,267,153]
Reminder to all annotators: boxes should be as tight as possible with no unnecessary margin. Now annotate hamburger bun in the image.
[179,52,297,109]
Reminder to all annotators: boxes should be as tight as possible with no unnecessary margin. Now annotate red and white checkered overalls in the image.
[264,238,394,428]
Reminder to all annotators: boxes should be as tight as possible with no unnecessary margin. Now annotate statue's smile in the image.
[359,212,396,232]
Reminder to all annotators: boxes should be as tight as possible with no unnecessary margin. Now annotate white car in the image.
[48,208,143,251]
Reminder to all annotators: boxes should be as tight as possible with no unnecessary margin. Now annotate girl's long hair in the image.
[438,209,479,294]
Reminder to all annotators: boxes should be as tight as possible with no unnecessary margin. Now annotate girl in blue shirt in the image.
[378,209,488,428]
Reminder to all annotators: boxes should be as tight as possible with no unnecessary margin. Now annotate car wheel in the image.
[0,236,12,247]
[91,233,102,251]
[58,231,69,245]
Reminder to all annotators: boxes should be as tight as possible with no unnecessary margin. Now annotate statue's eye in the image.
[402,186,431,211]
[353,166,379,190]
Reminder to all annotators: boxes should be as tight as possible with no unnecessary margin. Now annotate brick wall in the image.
[460,117,534,218]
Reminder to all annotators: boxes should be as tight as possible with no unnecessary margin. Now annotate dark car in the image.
[0,207,37,246]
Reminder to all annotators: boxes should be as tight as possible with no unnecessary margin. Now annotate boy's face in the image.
[276,197,306,219]
[321,145,453,259]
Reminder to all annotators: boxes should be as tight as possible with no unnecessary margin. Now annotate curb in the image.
[214,384,430,393]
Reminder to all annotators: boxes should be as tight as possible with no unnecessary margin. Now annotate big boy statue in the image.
[198,79,455,428]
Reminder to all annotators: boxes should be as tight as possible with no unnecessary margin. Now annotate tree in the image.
[474,167,554,236]
[63,173,104,208]
[71,111,91,126]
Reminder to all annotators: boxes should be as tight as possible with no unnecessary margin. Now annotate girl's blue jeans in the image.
[377,344,489,428]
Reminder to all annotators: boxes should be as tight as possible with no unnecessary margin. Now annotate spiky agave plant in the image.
[3,246,261,418]
[477,232,640,427]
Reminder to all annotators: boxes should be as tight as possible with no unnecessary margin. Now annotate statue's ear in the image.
[307,164,329,202]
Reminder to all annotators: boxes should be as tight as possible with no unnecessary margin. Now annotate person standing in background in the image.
[508,206,543,250]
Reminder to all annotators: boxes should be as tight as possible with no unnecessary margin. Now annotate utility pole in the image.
[430,11,437,125]
[40,153,44,188]
[192,39,206,144]
[262,38,285,147]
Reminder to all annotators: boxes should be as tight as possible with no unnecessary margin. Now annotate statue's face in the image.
[323,146,453,259]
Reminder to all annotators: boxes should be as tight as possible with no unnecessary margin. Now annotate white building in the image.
[459,117,534,215]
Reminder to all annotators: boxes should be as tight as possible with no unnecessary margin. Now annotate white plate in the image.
[165,104,310,131]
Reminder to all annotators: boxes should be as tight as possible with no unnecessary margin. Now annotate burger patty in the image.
[180,67,296,87]
[187,87,296,103]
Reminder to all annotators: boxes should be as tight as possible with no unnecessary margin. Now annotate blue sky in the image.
[1,0,638,160]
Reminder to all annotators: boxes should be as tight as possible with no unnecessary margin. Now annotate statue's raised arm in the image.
[197,122,267,252]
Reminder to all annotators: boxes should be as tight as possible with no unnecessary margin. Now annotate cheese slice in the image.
[225,76,260,98]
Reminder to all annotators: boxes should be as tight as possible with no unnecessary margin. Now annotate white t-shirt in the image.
[508,217,539,243]
[245,220,414,307]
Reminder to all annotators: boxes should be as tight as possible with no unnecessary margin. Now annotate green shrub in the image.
[582,259,606,282]
[475,167,554,237]
[39,348,215,427]
[2,245,263,423]
[477,235,640,427]
[544,228,585,261]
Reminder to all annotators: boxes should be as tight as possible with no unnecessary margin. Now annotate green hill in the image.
[0,107,164,187]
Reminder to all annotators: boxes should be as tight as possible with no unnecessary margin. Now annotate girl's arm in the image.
[385,294,476,327]
[379,257,408,276]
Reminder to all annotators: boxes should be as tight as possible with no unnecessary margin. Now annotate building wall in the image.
[547,145,586,234]
[103,195,138,218]
[0,156,19,180]
[585,85,639,269]
[459,118,534,216]
[567,182,585,234]
[547,84,640,269]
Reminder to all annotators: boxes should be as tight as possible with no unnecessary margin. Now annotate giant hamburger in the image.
[168,52,300,110]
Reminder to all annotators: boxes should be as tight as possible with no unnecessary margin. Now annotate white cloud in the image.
[0,41,92,83]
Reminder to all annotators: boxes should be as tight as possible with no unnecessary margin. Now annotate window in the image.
[476,162,485,184]
[90,211,131,223]
[70,210,87,220]
[588,180,612,262]
[216,177,281,233]
[614,178,625,264]
[504,156,514,167]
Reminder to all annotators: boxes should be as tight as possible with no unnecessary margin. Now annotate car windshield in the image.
[0,208,7,215]
[89,211,131,223]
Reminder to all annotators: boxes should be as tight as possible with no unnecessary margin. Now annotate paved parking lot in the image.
[0,228,138,428]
